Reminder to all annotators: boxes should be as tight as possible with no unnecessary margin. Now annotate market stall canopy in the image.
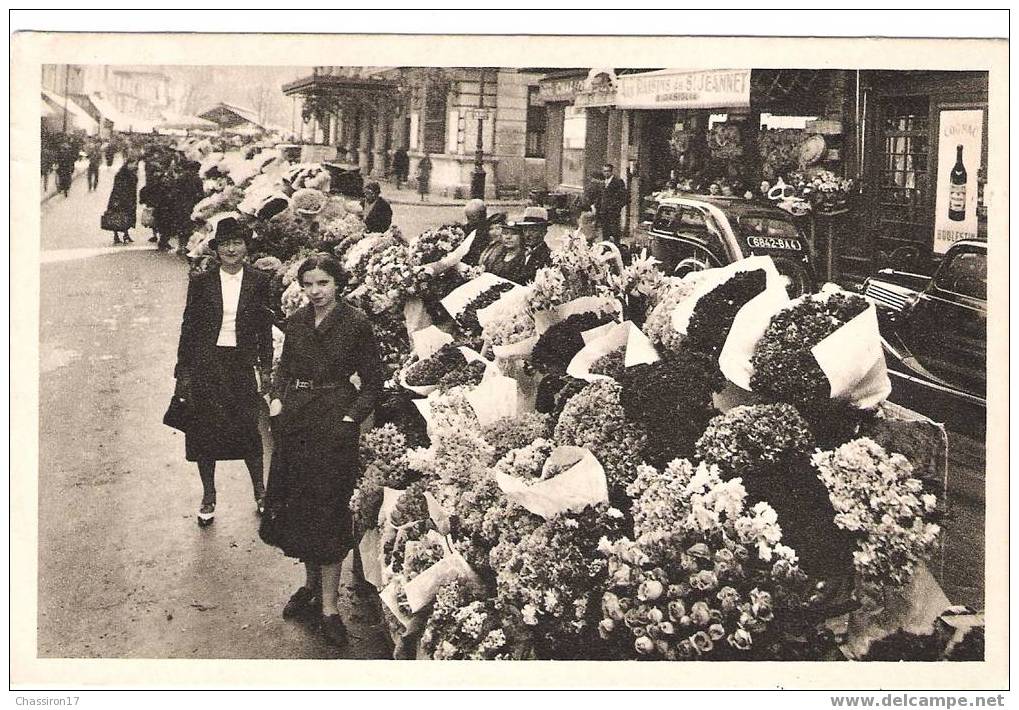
[87,93,157,133]
[198,102,265,130]
[617,69,752,110]
[157,112,218,131]
[41,89,99,133]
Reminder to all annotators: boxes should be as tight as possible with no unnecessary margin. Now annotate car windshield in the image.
[737,215,801,239]
[935,250,986,300]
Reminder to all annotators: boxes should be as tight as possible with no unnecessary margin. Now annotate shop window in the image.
[875,95,931,260]
[525,86,546,158]
[423,84,448,154]
[560,105,588,188]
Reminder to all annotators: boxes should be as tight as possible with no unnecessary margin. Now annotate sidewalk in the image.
[380,178,529,208]
[40,158,89,203]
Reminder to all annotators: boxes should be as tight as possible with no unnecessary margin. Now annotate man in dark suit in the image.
[517,207,553,284]
[362,181,393,234]
[595,163,628,243]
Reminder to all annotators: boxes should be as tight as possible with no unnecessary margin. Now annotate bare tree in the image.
[247,85,275,126]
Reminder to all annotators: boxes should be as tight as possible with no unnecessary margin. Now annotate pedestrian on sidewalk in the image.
[102,158,138,245]
[55,139,77,198]
[392,146,409,190]
[593,163,628,243]
[259,254,384,648]
[104,138,116,167]
[171,160,205,254]
[86,140,103,192]
[41,135,56,192]
[361,181,393,234]
[173,218,274,528]
[415,153,432,202]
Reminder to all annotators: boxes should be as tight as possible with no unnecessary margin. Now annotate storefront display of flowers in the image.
[188,146,960,663]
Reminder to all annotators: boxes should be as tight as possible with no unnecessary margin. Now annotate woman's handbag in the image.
[101,210,131,232]
[140,205,155,228]
[162,379,193,433]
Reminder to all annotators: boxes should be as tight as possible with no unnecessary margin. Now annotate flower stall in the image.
[187,145,976,663]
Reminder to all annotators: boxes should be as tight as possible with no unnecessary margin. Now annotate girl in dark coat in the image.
[261,254,384,647]
[173,220,274,526]
[104,159,138,245]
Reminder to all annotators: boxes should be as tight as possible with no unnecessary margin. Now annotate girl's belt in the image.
[291,379,344,391]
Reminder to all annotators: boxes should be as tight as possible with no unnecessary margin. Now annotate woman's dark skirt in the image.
[184,346,261,462]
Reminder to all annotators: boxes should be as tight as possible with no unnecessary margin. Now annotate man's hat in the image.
[517,206,550,226]
[207,212,252,250]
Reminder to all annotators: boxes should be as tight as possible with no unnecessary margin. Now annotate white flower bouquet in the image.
[494,440,609,520]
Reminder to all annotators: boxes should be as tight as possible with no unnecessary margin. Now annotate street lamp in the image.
[470,68,487,200]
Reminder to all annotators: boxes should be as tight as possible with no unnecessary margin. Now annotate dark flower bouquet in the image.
[534,373,589,422]
[531,311,616,373]
[589,346,626,379]
[456,282,517,335]
[695,403,815,480]
[436,359,487,393]
[683,269,767,363]
[403,343,468,388]
[618,349,723,467]
[749,291,869,420]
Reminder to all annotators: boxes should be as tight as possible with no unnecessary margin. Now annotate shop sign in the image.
[538,75,586,104]
[617,68,751,110]
[574,68,619,109]
[933,109,983,254]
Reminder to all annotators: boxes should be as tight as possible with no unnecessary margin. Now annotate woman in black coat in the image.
[174,219,274,527]
[260,254,384,647]
[104,159,138,245]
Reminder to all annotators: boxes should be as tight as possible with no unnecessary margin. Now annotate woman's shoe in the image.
[123,233,134,244]
[197,502,215,528]
[282,587,322,620]
[255,496,265,516]
[321,614,349,647]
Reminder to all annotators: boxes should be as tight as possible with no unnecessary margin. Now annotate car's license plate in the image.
[747,235,802,251]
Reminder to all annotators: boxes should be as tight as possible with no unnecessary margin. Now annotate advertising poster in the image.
[933,109,983,254]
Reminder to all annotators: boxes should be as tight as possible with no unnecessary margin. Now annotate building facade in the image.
[282,67,547,199]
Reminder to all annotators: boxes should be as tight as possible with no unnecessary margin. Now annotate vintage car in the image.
[863,239,987,430]
[646,195,815,296]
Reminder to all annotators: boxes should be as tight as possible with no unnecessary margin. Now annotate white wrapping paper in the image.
[812,304,892,408]
[567,321,661,383]
[402,297,433,339]
[420,230,476,276]
[670,255,782,336]
[378,486,405,528]
[532,295,622,335]
[477,284,533,330]
[404,549,481,614]
[465,375,519,427]
[491,335,539,361]
[358,527,383,590]
[380,581,416,630]
[495,446,609,519]
[440,273,516,319]
[718,284,791,390]
[410,325,454,360]
[423,491,451,536]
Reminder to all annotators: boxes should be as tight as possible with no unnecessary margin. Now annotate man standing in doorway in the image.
[595,163,627,244]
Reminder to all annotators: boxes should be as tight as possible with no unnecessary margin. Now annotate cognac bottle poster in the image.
[934,109,983,254]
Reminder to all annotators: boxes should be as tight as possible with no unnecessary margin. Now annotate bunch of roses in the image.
[696,403,815,480]
[409,224,468,266]
[403,343,467,387]
[421,579,530,660]
[363,243,434,314]
[618,349,722,467]
[525,235,613,313]
[350,424,416,532]
[481,412,551,462]
[531,309,617,373]
[589,346,626,379]
[641,273,711,355]
[811,437,940,591]
[553,380,648,500]
[683,269,767,363]
[436,359,487,393]
[493,504,626,658]
[481,300,537,348]
[456,282,517,335]
[749,291,869,419]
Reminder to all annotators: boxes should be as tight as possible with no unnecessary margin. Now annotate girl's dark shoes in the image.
[321,614,349,647]
[197,502,215,528]
[282,586,322,620]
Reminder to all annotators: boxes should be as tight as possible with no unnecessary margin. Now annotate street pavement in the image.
[36,170,986,660]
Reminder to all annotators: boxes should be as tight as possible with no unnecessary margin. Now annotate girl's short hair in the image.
[297,253,347,290]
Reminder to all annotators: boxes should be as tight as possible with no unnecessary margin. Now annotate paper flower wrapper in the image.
[532,295,622,335]
[491,335,539,361]
[476,284,533,331]
[495,445,609,520]
[812,303,892,408]
[380,581,420,632]
[464,374,520,427]
[404,543,482,614]
[398,346,489,397]
[377,486,406,528]
[718,284,791,389]
[670,255,783,336]
[410,325,454,360]
[423,491,451,536]
[403,297,433,339]
[358,526,383,590]
[567,320,660,383]
[441,273,515,320]
[420,230,475,276]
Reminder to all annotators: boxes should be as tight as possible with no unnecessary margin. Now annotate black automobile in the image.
[863,239,986,431]
[647,195,815,296]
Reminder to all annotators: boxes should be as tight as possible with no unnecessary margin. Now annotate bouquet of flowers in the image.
[251,212,318,262]
[641,274,710,355]
[534,372,589,422]
[191,186,245,224]
[363,243,434,315]
[401,343,468,392]
[494,504,626,658]
[683,269,768,363]
[317,213,365,249]
[410,224,470,272]
[492,440,609,519]
[596,459,830,660]
[610,250,664,300]
[589,347,626,379]
[343,230,401,288]
[436,359,487,393]
[421,579,529,660]
[456,282,517,335]
[531,309,617,373]
[480,412,552,462]
[567,320,660,384]
[696,403,815,481]
[526,234,613,314]
[350,424,417,533]
[811,438,941,591]
[618,349,722,467]
[553,380,648,500]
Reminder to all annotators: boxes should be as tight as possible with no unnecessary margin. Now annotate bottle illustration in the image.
[948,144,967,221]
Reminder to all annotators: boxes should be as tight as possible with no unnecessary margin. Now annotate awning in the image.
[41,89,99,132]
[617,69,751,110]
[156,112,218,131]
